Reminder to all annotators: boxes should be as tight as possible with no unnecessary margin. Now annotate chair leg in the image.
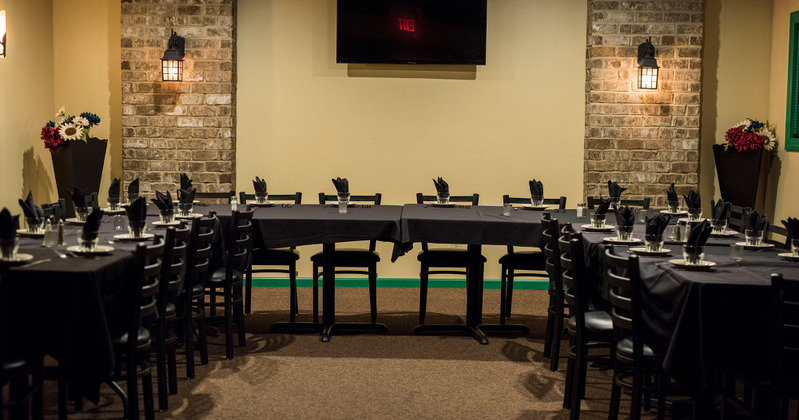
[289,262,298,322]
[369,264,377,324]
[32,361,43,420]
[570,341,586,420]
[156,344,168,411]
[630,367,643,420]
[563,345,575,409]
[313,263,320,324]
[58,370,68,420]
[609,365,622,420]
[543,293,556,359]
[235,284,247,347]
[499,266,507,325]
[184,296,196,378]
[244,266,253,315]
[656,371,668,420]
[506,269,515,319]
[142,368,155,420]
[225,284,235,359]
[127,357,139,420]
[167,344,178,395]
[419,264,429,325]
[197,296,209,365]
[549,300,564,372]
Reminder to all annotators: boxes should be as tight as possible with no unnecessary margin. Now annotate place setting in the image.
[707,199,738,237]
[65,187,93,225]
[248,176,275,207]
[734,210,775,250]
[659,183,689,216]
[582,198,615,232]
[676,190,705,224]
[668,220,716,271]
[101,178,126,215]
[603,206,642,245]
[429,177,456,207]
[629,213,672,256]
[175,187,202,219]
[150,190,182,228]
[520,179,548,210]
[17,191,46,238]
[66,208,114,255]
[112,196,154,242]
[777,218,799,261]
[0,208,35,266]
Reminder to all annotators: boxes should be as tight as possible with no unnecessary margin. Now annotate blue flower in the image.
[46,121,56,127]
[80,112,101,127]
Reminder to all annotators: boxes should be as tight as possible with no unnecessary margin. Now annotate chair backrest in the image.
[224,210,254,279]
[240,192,302,205]
[183,216,216,300]
[416,193,478,205]
[42,199,66,222]
[604,246,645,360]
[769,273,799,388]
[728,204,750,233]
[558,231,589,335]
[542,215,562,297]
[587,196,650,210]
[765,222,789,249]
[195,190,235,203]
[504,195,566,210]
[127,236,165,357]
[319,193,382,205]
[159,224,189,303]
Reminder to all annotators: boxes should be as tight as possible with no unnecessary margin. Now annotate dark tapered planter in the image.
[51,137,107,217]
[712,144,770,211]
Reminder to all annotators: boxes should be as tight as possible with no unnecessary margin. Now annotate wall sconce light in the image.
[0,10,7,58]
[637,37,659,90]
[161,29,185,81]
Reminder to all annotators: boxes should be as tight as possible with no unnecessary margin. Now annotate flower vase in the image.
[50,137,107,218]
[712,144,771,211]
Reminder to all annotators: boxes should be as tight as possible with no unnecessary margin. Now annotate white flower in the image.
[58,123,84,141]
[73,116,89,127]
[55,106,66,119]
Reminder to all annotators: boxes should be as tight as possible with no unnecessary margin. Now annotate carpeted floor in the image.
[42,287,671,419]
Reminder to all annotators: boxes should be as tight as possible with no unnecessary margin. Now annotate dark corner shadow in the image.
[21,147,52,200]
[346,63,477,80]
[700,0,721,200]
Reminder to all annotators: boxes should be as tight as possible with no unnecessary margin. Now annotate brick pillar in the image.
[585,1,702,207]
[120,0,235,196]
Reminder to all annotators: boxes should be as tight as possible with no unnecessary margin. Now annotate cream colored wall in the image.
[768,0,799,222]
[236,0,587,279]
[0,0,55,208]
[701,0,773,210]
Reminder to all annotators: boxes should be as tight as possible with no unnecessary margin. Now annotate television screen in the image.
[336,0,487,65]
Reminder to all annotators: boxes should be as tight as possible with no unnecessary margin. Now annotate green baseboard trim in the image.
[249,277,549,290]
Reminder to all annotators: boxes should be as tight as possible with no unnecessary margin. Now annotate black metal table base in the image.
[413,322,528,344]
[271,322,388,342]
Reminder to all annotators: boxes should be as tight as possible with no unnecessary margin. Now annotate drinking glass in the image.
[178,202,193,217]
[26,217,43,234]
[665,225,680,242]
[338,200,348,214]
[502,204,512,216]
[114,214,128,231]
[682,244,705,265]
[75,207,90,222]
[78,233,98,252]
[636,208,647,224]
[730,243,744,261]
[667,200,680,213]
[531,195,544,207]
[338,192,351,205]
[678,223,689,242]
[609,197,620,210]
[107,197,120,211]
[255,191,268,204]
[644,234,664,252]
[590,212,606,229]
[792,238,799,257]
[711,218,727,234]
[128,220,147,238]
[617,225,634,242]
[687,207,702,222]
[436,192,449,205]
[0,237,19,260]
[160,209,175,224]
[745,229,763,246]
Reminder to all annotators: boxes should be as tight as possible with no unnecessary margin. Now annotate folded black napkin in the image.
[666,183,678,202]
[108,178,121,200]
[18,191,43,221]
[151,191,173,211]
[710,199,731,221]
[683,190,701,209]
[433,177,449,195]
[253,176,267,194]
[529,179,544,197]
[687,220,713,247]
[124,197,147,223]
[782,217,799,240]
[608,180,627,199]
[81,208,103,240]
[332,177,349,194]
[179,188,196,204]
[0,209,16,240]
[180,173,193,191]
[594,197,612,216]
[645,214,671,236]
[127,178,139,198]
[614,206,635,227]
[743,209,768,231]
[71,187,89,208]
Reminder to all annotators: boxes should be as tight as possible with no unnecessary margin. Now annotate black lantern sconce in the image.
[1,10,6,58]
[161,29,185,82]
[637,37,659,90]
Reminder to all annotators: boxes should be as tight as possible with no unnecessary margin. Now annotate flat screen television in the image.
[336,0,487,65]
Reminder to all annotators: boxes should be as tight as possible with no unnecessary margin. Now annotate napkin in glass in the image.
[529,179,544,197]
[332,177,349,194]
[666,183,678,202]
[710,199,731,221]
[18,191,44,222]
[108,178,121,201]
[81,208,103,240]
[180,173,193,191]
[782,217,799,240]
[151,191,174,211]
[683,190,701,209]
[608,180,627,199]
[253,176,267,194]
[433,177,449,196]
[71,187,88,209]
[127,178,139,198]
[179,188,196,204]
[124,197,147,223]
[743,209,768,231]
[0,208,17,240]
[594,197,612,216]
[687,220,712,248]
[614,205,635,227]
[645,214,671,236]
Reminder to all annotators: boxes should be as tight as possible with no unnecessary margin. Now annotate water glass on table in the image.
[531,195,544,207]
[590,212,606,228]
[160,209,175,224]
[128,220,147,238]
[178,202,193,217]
[502,204,512,216]
[644,234,663,252]
[687,207,702,222]
[107,197,120,211]
[26,217,43,234]
[792,239,799,257]
[255,191,268,204]
[78,231,98,252]
[75,207,91,222]
[667,200,680,213]
[436,192,449,205]
[617,225,634,241]
[0,237,19,260]
[609,197,620,210]
[711,218,727,234]
[730,243,744,261]
[745,229,763,246]
[682,244,705,265]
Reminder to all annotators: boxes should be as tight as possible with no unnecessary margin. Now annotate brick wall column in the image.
[585,0,702,207]
[120,0,236,196]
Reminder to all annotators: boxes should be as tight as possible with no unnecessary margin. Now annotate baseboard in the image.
[249,277,549,290]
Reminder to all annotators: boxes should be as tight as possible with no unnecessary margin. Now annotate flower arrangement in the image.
[40,107,101,153]
[723,119,777,152]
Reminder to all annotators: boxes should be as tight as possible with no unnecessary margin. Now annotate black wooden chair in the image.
[559,231,613,420]
[310,193,382,324]
[107,236,164,420]
[182,216,216,378]
[587,196,650,209]
[605,247,670,420]
[415,193,481,325]
[721,273,799,419]
[727,204,750,233]
[542,215,570,372]
[765,222,790,248]
[239,191,303,317]
[194,190,235,203]
[205,209,254,359]
[498,196,567,323]
[42,198,66,222]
